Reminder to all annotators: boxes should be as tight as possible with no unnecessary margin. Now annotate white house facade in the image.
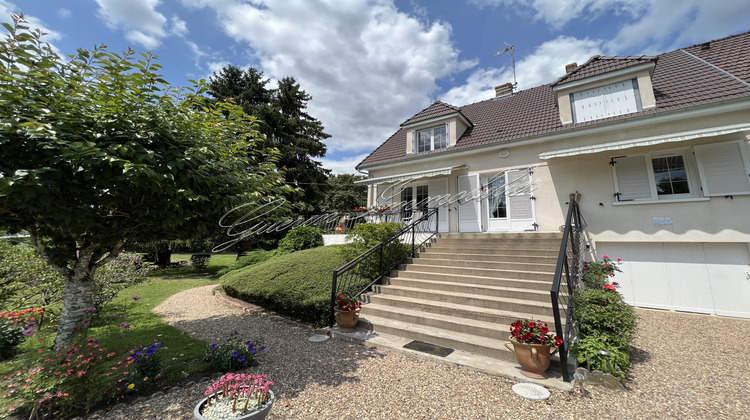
[356,31,750,318]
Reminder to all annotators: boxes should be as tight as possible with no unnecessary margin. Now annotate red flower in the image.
[603,284,617,291]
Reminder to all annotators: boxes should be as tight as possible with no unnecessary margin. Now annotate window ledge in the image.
[612,197,710,206]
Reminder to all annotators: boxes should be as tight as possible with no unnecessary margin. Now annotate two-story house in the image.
[356,31,750,319]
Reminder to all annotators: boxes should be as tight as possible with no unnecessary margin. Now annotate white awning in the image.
[355,165,465,186]
[539,124,750,160]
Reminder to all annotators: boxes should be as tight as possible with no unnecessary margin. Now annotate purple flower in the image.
[237,356,245,363]
[233,330,238,335]
[260,346,266,352]
[86,308,97,314]
[210,343,218,350]
[82,319,90,325]
[132,296,140,301]
[21,329,34,336]
[25,322,37,328]
[231,351,239,358]
[120,322,130,329]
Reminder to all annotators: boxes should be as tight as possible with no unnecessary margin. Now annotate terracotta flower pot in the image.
[334,226,345,234]
[334,308,360,329]
[505,337,559,378]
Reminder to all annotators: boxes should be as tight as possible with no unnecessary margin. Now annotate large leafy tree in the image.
[0,16,286,348]
[321,174,367,213]
[208,66,330,214]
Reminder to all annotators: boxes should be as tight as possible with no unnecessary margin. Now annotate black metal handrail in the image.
[329,208,439,326]
[550,196,587,382]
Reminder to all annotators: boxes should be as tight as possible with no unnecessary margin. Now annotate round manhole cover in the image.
[308,334,330,343]
[512,383,551,400]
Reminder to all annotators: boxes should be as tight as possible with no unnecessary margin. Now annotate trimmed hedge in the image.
[220,245,348,325]
[277,226,324,254]
[217,250,276,276]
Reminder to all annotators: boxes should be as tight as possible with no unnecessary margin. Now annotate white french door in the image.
[485,168,535,232]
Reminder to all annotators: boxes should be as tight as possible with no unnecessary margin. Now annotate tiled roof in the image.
[358,30,750,169]
[401,101,465,126]
[552,55,657,85]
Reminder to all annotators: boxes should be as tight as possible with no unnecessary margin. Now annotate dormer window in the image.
[571,79,642,123]
[417,125,448,152]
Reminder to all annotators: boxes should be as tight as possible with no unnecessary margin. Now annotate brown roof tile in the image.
[401,101,465,126]
[358,30,750,169]
[553,55,657,85]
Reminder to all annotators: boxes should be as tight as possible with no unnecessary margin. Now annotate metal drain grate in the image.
[403,340,454,357]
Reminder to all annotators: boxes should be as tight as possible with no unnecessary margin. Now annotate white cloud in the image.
[58,8,72,19]
[442,36,604,106]
[170,16,188,37]
[95,0,167,49]
[467,0,647,30]
[0,1,63,46]
[606,0,750,54]
[178,0,476,155]
[320,153,372,175]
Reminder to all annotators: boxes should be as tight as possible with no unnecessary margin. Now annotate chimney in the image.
[565,62,578,73]
[494,82,513,99]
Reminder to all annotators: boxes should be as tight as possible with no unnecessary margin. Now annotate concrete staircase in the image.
[360,232,564,366]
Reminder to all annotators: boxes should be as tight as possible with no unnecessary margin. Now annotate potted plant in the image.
[335,216,347,234]
[194,373,275,420]
[334,293,361,329]
[504,319,563,378]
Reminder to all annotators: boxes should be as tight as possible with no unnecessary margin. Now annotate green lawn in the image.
[0,275,219,415]
[171,252,237,267]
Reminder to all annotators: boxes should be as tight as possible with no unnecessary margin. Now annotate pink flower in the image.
[602,254,609,259]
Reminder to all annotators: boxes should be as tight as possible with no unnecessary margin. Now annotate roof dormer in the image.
[552,56,657,125]
[401,101,472,154]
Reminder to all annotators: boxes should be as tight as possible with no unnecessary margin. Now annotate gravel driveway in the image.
[96,285,749,420]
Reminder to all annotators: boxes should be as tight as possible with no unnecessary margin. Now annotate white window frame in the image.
[612,147,700,202]
[415,123,448,153]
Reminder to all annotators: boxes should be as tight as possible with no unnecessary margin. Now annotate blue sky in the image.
[5,0,750,174]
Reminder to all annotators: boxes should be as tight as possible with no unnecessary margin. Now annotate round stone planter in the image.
[505,338,559,379]
[194,390,274,420]
[334,308,360,329]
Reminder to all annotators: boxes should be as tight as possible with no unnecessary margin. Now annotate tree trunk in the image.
[156,250,172,267]
[54,265,96,349]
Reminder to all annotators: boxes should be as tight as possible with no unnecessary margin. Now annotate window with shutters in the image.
[571,79,642,123]
[612,148,699,201]
[612,141,750,202]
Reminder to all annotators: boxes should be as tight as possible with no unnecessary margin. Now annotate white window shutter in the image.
[613,156,652,200]
[694,141,750,196]
[457,174,481,232]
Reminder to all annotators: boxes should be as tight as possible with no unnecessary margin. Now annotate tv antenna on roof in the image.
[494,43,517,89]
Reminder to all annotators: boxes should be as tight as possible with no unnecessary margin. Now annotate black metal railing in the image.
[329,208,439,326]
[550,196,587,382]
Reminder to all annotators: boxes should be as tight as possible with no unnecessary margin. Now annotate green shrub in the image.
[92,253,153,315]
[221,246,348,325]
[0,319,24,361]
[581,255,622,289]
[217,250,275,276]
[204,331,265,372]
[572,288,637,347]
[340,222,408,281]
[277,226,324,254]
[571,333,631,381]
[189,253,211,269]
[0,242,63,312]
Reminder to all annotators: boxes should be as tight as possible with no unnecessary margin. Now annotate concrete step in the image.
[426,243,560,252]
[441,232,563,240]
[381,278,557,303]
[389,270,552,291]
[371,286,555,316]
[414,252,559,264]
[399,265,554,281]
[358,312,562,364]
[410,257,558,272]
[367,294,555,323]
[434,238,563,247]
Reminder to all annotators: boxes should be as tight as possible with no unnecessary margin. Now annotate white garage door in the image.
[596,242,750,318]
